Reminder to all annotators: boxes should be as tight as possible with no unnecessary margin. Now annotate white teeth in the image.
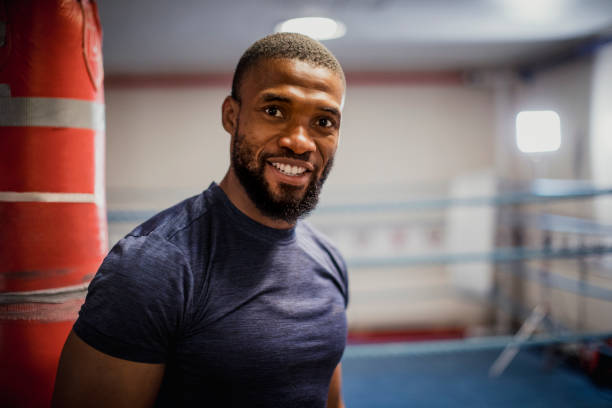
[272,162,306,176]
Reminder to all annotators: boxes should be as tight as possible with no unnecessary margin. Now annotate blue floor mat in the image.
[342,348,612,407]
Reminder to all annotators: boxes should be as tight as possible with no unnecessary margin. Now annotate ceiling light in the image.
[498,0,565,22]
[516,110,561,153]
[274,17,346,41]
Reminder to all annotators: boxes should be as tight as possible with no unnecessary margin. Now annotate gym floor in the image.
[342,345,612,407]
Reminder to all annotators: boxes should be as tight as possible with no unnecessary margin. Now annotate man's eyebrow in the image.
[261,93,291,103]
[320,106,341,119]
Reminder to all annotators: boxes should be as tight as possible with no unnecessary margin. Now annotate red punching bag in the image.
[0,1,107,406]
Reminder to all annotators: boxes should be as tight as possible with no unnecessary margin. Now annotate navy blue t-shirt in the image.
[74,182,349,407]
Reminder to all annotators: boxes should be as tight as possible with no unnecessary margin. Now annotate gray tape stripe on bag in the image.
[0,191,98,203]
[0,97,105,131]
[0,283,90,304]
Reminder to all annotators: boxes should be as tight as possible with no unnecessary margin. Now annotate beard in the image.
[231,128,333,224]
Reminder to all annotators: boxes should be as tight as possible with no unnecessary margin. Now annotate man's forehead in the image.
[244,58,344,94]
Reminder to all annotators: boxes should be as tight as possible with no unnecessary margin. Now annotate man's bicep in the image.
[52,330,165,408]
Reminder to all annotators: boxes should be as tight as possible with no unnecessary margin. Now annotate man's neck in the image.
[218,170,295,230]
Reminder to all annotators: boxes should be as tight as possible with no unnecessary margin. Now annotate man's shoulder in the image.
[127,184,219,244]
[296,221,347,273]
[296,220,349,305]
[96,185,222,290]
[297,221,338,252]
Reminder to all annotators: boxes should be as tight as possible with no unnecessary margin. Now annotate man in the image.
[52,33,348,408]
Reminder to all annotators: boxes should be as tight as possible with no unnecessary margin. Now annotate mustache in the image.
[260,148,312,162]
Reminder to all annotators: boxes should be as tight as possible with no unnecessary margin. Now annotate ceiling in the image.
[98,0,612,75]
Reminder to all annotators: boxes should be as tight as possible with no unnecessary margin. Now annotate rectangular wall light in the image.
[516,110,561,153]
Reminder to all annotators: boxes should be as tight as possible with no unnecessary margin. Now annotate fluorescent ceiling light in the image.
[516,110,561,153]
[275,17,346,40]
[498,0,565,22]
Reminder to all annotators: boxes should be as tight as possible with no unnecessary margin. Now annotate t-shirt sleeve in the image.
[313,229,349,308]
[73,232,191,363]
[332,247,349,308]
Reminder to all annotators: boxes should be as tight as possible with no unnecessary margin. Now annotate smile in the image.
[271,162,307,176]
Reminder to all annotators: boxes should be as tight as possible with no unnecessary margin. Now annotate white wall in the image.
[105,87,229,194]
[330,85,495,189]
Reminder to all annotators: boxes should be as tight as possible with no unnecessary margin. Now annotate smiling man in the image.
[52,33,348,408]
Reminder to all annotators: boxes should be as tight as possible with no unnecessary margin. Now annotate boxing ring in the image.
[326,178,612,407]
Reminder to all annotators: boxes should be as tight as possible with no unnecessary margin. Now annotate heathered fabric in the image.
[73,182,349,407]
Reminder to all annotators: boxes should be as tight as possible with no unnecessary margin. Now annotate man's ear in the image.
[222,96,239,135]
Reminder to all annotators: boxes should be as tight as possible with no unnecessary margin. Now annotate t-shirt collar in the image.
[208,182,297,243]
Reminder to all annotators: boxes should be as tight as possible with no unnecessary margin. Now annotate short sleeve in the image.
[73,232,191,363]
[330,245,349,308]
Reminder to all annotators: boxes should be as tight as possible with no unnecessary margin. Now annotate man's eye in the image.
[317,118,334,128]
[264,106,283,118]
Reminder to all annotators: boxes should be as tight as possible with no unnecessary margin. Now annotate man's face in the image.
[227,58,344,223]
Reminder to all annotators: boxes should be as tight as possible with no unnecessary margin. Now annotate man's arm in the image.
[327,363,345,408]
[52,330,165,408]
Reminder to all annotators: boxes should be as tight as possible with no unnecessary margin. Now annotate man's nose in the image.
[278,123,316,155]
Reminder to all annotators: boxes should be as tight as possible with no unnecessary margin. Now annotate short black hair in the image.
[231,32,345,102]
